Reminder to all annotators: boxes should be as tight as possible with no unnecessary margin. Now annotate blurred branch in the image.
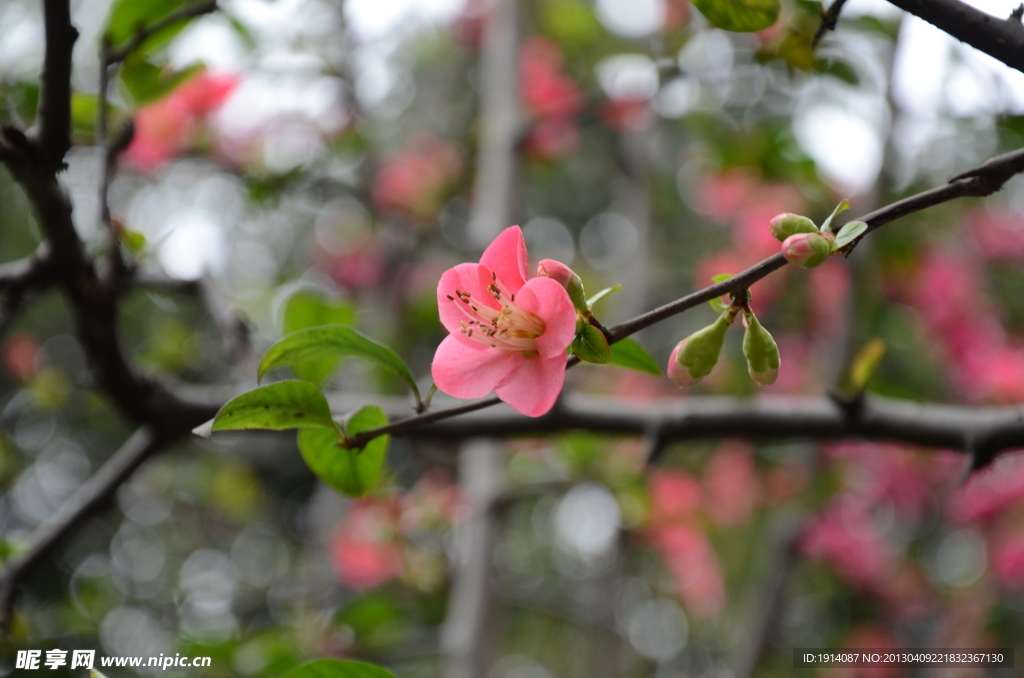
[813,0,849,47]
[35,0,77,171]
[338,392,1024,459]
[107,0,219,64]
[0,428,166,629]
[343,145,1024,448]
[885,0,1024,74]
[0,245,56,333]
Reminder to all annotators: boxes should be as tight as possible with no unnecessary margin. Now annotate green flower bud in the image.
[742,310,780,386]
[668,311,735,386]
[769,213,818,242]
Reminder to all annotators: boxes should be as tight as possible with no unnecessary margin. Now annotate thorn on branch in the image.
[1012,4,1023,22]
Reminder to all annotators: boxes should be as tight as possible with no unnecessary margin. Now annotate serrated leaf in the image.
[212,381,338,433]
[282,291,357,384]
[849,338,886,391]
[572,325,612,363]
[297,406,389,498]
[259,325,420,404]
[832,220,868,249]
[820,199,851,233]
[608,338,660,376]
[283,659,397,678]
[587,285,621,308]
[691,0,779,32]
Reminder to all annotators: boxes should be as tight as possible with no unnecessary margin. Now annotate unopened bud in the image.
[781,232,832,269]
[769,213,818,242]
[538,259,587,312]
[742,310,780,385]
[667,311,734,387]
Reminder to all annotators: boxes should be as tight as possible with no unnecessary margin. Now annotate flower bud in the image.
[667,312,734,387]
[742,310,780,385]
[538,259,587,312]
[781,232,832,269]
[769,213,818,242]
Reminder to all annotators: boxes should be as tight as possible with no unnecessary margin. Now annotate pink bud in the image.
[781,232,832,269]
[667,341,700,387]
[537,259,586,311]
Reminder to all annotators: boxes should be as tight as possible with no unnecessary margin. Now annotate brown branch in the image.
[0,428,167,628]
[341,145,1024,448]
[332,392,1024,457]
[0,245,57,332]
[35,0,78,170]
[885,0,1024,74]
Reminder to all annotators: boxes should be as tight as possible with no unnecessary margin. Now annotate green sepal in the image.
[677,311,734,381]
[742,310,780,385]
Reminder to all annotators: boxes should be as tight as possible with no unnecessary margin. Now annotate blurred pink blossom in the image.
[992,533,1024,589]
[949,452,1024,523]
[702,441,759,526]
[649,525,726,617]
[3,332,41,383]
[372,134,463,223]
[801,498,892,589]
[600,97,653,133]
[123,71,239,173]
[969,206,1024,261]
[519,37,583,161]
[648,469,702,525]
[330,499,403,590]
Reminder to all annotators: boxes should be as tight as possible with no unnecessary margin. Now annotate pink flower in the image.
[702,441,759,526]
[329,500,403,590]
[431,226,576,417]
[372,134,463,223]
[124,70,239,173]
[993,534,1024,589]
[3,332,42,383]
[650,525,726,617]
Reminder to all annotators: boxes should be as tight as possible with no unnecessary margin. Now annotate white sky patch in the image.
[794,104,884,194]
[596,54,660,100]
[595,0,665,38]
[158,211,225,281]
[344,0,464,41]
[891,2,1024,117]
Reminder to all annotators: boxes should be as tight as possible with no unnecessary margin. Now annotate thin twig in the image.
[0,428,165,628]
[107,0,218,63]
[813,0,849,47]
[343,146,1024,448]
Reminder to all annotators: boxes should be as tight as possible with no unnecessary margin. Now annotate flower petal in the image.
[480,225,528,293]
[432,334,521,399]
[437,262,501,347]
[494,352,566,417]
[516,276,577,359]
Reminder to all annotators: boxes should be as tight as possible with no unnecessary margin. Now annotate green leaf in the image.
[282,291,357,384]
[711,273,733,283]
[259,325,421,404]
[106,0,197,53]
[297,406,389,498]
[708,274,733,312]
[832,220,868,249]
[820,199,851,233]
[572,325,611,363]
[283,660,397,678]
[587,285,621,309]
[691,0,779,32]
[212,381,338,433]
[71,92,98,134]
[120,56,204,106]
[608,338,661,376]
[849,338,886,391]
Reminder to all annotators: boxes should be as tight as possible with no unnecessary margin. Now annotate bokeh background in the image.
[2,0,1024,676]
